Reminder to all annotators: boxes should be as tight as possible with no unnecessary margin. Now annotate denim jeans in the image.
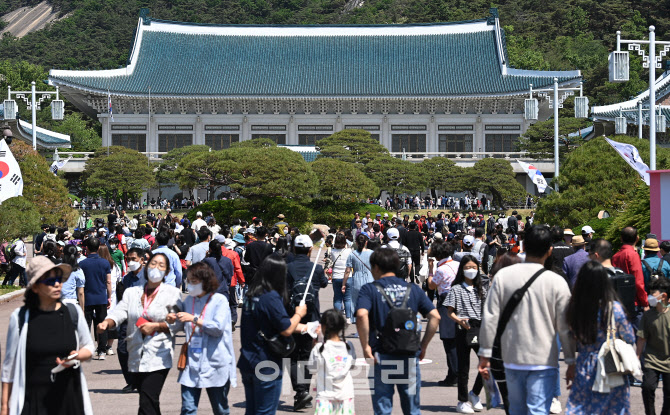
[181,382,230,415]
[371,353,421,415]
[505,367,556,415]
[331,279,352,319]
[241,371,283,415]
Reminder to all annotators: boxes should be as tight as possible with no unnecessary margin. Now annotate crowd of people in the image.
[0,206,668,415]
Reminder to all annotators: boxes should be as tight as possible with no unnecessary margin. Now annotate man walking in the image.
[80,237,112,360]
[478,226,575,414]
[356,248,440,414]
[613,227,649,325]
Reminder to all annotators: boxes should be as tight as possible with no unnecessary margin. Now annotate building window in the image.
[206,134,240,150]
[158,125,194,131]
[392,134,426,158]
[251,134,286,144]
[205,125,240,131]
[391,125,427,131]
[112,134,146,152]
[344,125,381,131]
[159,134,193,152]
[111,125,147,130]
[438,125,473,131]
[370,134,380,142]
[485,125,520,131]
[251,125,286,131]
[298,125,333,131]
[298,134,330,145]
[485,134,520,154]
[439,134,473,155]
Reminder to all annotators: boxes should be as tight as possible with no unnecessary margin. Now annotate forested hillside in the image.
[0,0,668,105]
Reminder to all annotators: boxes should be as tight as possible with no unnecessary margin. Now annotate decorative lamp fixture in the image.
[524,84,538,120]
[609,32,629,82]
[51,99,64,120]
[615,114,627,135]
[3,99,17,121]
[656,107,666,133]
[574,96,589,118]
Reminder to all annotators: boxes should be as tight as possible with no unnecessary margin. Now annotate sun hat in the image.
[232,234,246,244]
[571,235,587,246]
[26,256,72,288]
[644,238,660,252]
[564,229,575,236]
[277,214,285,219]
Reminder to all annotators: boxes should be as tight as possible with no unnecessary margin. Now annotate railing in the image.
[53,152,167,162]
[388,151,541,160]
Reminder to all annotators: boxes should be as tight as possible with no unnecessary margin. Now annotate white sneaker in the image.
[106,348,115,356]
[98,352,106,361]
[346,318,352,325]
[468,391,484,412]
[456,401,475,414]
[550,397,562,414]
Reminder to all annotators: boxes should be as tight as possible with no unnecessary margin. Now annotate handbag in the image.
[177,335,192,371]
[258,330,296,357]
[465,319,481,346]
[602,302,641,376]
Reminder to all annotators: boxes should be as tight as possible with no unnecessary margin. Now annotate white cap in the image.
[581,225,594,235]
[294,234,313,248]
[387,228,400,240]
[196,211,203,217]
[463,235,475,246]
[434,232,443,240]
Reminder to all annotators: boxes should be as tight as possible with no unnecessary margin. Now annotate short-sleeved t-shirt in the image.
[638,308,670,372]
[80,253,112,306]
[61,268,85,300]
[356,276,435,354]
[444,283,486,321]
[186,242,209,265]
[238,290,292,374]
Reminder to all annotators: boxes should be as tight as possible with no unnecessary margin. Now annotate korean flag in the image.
[0,139,23,203]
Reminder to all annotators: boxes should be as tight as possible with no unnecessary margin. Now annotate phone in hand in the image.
[63,352,78,361]
[166,305,181,314]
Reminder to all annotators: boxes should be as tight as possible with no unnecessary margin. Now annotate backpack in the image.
[19,303,78,331]
[392,245,411,281]
[643,259,666,282]
[374,282,420,355]
[607,268,636,318]
[5,239,19,262]
[290,276,316,322]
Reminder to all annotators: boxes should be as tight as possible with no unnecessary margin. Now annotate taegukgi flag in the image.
[517,159,548,193]
[50,156,72,175]
[0,139,23,203]
[605,137,650,185]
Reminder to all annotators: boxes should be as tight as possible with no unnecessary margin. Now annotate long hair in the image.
[247,255,289,304]
[319,309,350,353]
[274,236,290,258]
[62,245,80,272]
[355,234,368,253]
[97,245,116,270]
[566,261,620,345]
[208,239,222,260]
[452,254,485,299]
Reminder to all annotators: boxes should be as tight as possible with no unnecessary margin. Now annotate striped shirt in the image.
[444,283,486,320]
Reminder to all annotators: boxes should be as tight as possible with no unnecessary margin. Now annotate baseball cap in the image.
[376,213,381,217]
[463,235,475,246]
[387,228,400,240]
[434,232,443,240]
[383,213,388,218]
[294,234,313,248]
[581,225,595,235]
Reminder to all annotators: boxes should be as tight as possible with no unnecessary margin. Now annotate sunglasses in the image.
[40,275,64,286]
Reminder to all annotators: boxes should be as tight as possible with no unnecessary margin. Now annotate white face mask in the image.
[128,261,141,272]
[187,283,203,297]
[147,267,165,283]
[649,295,659,308]
[463,269,478,280]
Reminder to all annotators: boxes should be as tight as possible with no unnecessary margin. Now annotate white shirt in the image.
[308,341,355,401]
[192,218,207,232]
[330,248,352,279]
[12,240,26,268]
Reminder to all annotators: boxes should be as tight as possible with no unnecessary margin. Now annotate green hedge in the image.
[188,198,390,231]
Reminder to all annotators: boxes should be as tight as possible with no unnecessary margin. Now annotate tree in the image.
[317,129,389,166]
[82,146,156,206]
[156,145,209,187]
[176,150,237,200]
[230,137,277,148]
[0,196,41,240]
[10,140,74,226]
[461,158,526,208]
[51,112,102,151]
[310,158,379,200]
[517,116,590,159]
[417,156,465,194]
[534,135,670,227]
[364,156,426,197]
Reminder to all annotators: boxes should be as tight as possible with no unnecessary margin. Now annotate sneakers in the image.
[293,392,313,411]
[346,318,352,325]
[550,397,562,414]
[106,347,115,356]
[97,352,106,361]
[437,376,458,387]
[468,391,483,412]
[456,401,475,414]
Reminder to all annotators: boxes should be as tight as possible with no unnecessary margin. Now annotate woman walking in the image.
[329,234,352,323]
[167,262,236,415]
[565,261,635,414]
[238,256,307,415]
[2,256,94,415]
[445,255,486,413]
[96,252,181,415]
[341,234,373,325]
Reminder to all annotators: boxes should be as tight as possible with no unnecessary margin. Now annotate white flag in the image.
[0,139,23,203]
[605,137,650,185]
[517,159,548,193]
[50,156,72,175]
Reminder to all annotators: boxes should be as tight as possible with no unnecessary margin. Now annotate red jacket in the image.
[612,244,648,307]
[222,246,245,286]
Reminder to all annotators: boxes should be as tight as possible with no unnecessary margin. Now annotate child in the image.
[308,309,356,415]
[638,277,670,415]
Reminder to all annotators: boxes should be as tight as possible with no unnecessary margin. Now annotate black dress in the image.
[22,306,85,415]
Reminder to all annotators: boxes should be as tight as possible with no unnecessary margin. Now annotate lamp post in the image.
[525,79,587,191]
[2,82,64,150]
[609,26,670,170]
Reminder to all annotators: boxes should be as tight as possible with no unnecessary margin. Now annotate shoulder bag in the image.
[490,268,546,380]
[178,295,213,371]
[602,302,641,376]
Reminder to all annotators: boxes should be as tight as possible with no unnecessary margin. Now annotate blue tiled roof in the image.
[18,120,71,147]
[49,19,580,98]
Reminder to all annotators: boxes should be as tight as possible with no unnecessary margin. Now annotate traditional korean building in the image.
[48,9,581,176]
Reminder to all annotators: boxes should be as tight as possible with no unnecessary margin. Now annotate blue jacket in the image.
[642,256,670,292]
[563,248,590,288]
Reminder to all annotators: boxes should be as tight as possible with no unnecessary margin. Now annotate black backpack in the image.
[374,282,420,355]
[290,276,316,322]
[643,259,666,282]
[607,268,636,318]
[392,245,411,281]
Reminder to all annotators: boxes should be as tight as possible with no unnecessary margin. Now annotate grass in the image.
[0,285,23,295]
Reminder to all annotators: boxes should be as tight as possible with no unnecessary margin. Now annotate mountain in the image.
[0,0,668,104]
